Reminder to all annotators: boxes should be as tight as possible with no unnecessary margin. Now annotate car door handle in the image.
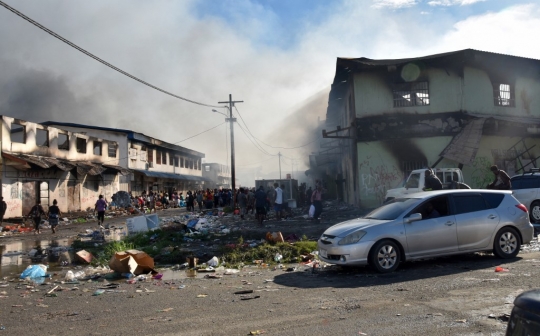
[445,221,454,226]
[488,215,497,219]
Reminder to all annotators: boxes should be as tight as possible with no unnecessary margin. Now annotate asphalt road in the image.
[3,248,540,335]
[2,208,538,335]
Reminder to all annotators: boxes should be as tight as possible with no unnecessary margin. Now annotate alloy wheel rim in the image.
[377,245,397,269]
[533,206,540,221]
[499,232,517,254]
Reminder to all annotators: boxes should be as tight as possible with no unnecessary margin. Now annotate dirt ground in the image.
[1,207,538,335]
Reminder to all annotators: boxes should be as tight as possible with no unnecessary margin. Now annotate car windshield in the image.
[363,198,419,220]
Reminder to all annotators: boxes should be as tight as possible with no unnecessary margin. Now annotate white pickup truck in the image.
[384,168,467,203]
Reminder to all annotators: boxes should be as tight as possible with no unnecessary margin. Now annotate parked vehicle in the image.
[384,168,468,204]
[511,170,540,227]
[318,190,533,273]
[505,289,540,335]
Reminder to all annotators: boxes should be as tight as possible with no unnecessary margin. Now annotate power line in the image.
[236,122,276,156]
[0,0,225,109]
[234,106,318,149]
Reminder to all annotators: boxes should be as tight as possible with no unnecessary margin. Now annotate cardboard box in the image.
[109,249,156,275]
[75,250,93,263]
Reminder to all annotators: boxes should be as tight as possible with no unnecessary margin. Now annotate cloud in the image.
[428,0,486,6]
[0,0,538,186]
[371,0,418,8]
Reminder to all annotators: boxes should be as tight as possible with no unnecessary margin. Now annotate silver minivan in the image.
[318,190,533,273]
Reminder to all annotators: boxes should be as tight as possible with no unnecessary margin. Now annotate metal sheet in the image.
[102,164,131,176]
[440,118,486,165]
[76,162,106,176]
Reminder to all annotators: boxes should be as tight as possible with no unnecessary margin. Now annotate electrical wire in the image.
[236,122,277,156]
[0,0,225,109]
[234,106,318,149]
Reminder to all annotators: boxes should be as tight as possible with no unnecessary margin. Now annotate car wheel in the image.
[370,240,401,273]
[493,227,521,259]
[530,201,540,223]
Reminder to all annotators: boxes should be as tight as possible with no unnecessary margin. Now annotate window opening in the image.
[93,141,102,156]
[205,165,210,172]
[393,82,430,107]
[39,182,49,208]
[162,152,167,165]
[493,83,515,107]
[156,151,161,164]
[58,133,69,150]
[76,138,87,153]
[181,158,184,168]
[108,142,118,158]
[11,122,25,144]
[148,149,153,163]
[36,129,49,147]
[174,157,179,167]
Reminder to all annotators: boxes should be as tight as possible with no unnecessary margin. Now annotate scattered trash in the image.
[207,256,219,267]
[20,264,47,279]
[234,290,254,295]
[75,250,94,264]
[274,253,283,262]
[495,266,509,272]
[109,250,156,275]
[92,289,105,296]
[197,294,208,298]
[266,232,284,243]
[158,308,174,312]
[249,330,266,335]
[241,295,261,301]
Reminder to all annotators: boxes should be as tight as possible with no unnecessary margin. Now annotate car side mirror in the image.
[405,213,422,223]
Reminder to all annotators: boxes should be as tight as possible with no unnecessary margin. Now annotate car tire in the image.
[530,201,540,224]
[493,227,521,259]
[369,240,401,273]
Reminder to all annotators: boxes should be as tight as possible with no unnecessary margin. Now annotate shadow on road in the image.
[272,253,524,289]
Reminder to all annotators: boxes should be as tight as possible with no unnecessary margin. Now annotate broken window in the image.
[148,149,153,163]
[58,133,69,150]
[93,141,102,156]
[76,137,87,153]
[393,82,430,107]
[156,151,161,164]
[36,129,49,147]
[162,152,167,165]
[174,157,179,167]
[493,83,515,107]
[10,122,25,144]
[108,142,118,158]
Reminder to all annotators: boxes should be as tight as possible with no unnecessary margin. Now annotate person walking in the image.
[255,186,267,225]
[274,183,283,221]
[238,188,248,220]
[311,185,324,222]
[47,199,61,234]
[197,190,203,211]
[27,200,45,234]
[94,195,108,229]
[0,197,6,225]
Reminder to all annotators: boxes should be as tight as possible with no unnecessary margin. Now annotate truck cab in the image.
[384,168,465,204]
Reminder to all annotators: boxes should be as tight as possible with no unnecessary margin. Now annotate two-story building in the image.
[1,116,125,218]
[324,49,540,208]
[202,163,231,189]
[42,122,207,198]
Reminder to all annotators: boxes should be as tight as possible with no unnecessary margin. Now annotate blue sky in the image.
[0,0,539,181]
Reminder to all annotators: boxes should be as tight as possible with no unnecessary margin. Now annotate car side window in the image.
[408,196,449,219]
[481,193,504,209]
[405,173,420,189]
[453,195,488,215]
[511,176,540,190]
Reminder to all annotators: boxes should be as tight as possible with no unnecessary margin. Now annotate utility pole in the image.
[218,94,243,205]
[278,152,282,179]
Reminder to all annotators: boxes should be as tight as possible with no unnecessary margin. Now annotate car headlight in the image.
[338,230,366,245]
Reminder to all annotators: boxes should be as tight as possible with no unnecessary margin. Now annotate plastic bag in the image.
[20,264,47,279]
[207,256,219,267]
[308,205,315,218]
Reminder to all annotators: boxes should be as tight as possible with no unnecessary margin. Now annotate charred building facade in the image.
[323,49,540,208]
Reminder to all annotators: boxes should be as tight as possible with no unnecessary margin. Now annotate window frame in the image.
[93,141,103,156]
[58,133,69,151]
[451,194,489,215]
[36,128,49,147]
[493,83,515,107]
[76,137,87,154]
[392,81,430,108]
[10,122,26,144]
[108,142,118,158]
